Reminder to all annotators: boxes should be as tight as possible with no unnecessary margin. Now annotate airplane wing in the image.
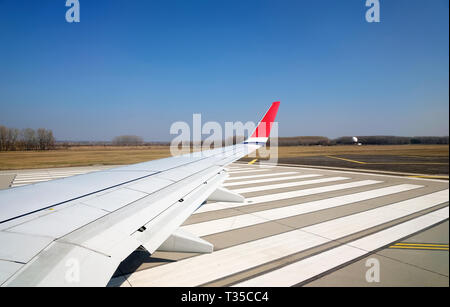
[0,101,280,286]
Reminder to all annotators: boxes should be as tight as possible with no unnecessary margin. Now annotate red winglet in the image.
[250,101,280,138]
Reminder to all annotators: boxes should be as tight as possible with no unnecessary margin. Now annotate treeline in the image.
[0,126,55,151]
[112,135,144,146]
[334,136,449,145]
[273,136,330,146]
[273,136,449,146]
[109,135,449,146]
[1,129,447,151]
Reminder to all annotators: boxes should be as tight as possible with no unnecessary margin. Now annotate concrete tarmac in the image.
[110,162,448,287]
[1,163,448,287]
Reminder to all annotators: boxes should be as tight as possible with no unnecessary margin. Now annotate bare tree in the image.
[112,135,144,146]
[7,128,19,150]
[37,128,47,150]
[0,126,20,151]
[22,128,38,150]
[0,126,8,151]
[37,128,55,150]
[46,130,55,149]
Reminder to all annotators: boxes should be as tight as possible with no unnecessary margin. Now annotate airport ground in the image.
[0,144,448,287]
[0,144,448,176]
[244,144,449,176]
[0,162,448,286]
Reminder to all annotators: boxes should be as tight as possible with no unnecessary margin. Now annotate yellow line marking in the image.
[409,175,449,180]
[394,243,449,247]
[322,155,447,179]
[389,246,448,251]
[369,162,448,165]
[325,156,367,164]
[248,159,258,165]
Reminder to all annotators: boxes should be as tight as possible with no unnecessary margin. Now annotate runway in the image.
[1,163,448,286]
[112,162,448,287]
[0,165,116,188]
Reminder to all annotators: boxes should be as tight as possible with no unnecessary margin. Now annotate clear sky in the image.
[0,0,448,141]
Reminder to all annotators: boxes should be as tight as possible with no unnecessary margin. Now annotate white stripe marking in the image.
[225,172,300,182]
[225,168,255,172]
[183,184,423,237]
[12,171,101,186]
[195,180,382,213]
[14,171,95,177]
[13,179,53,184]
[224,174,321,187]
[13,175,78,182]
[14,173,94,180]
[302,189,448,241]
[227,166,271,171]
[228,169,269,174]
[236,206,449,286]
[231,177,349,194]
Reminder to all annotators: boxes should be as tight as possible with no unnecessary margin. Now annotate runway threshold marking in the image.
[248,159,258,165]
[123,193,448,287]
[9,168,104,187]
[183,184,423,237]
[231,176,349,194]
[389,242,449,251]
[109,163,449,287]
[224,174,321,187]
[228,169,268,174]
[225,172,300,181]
[195,180,381,213]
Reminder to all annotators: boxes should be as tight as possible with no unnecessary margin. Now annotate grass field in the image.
[0,145,448,174]
[0,146,172,170]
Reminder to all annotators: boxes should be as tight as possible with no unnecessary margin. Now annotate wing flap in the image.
[0,232,53,263]
[0,261,23,285]
[3,241,118,287]
[132,170,227,254]
[157,228,213,253]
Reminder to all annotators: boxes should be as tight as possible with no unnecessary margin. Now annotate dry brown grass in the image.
[0,146,172,170]
[259,144,449,158]
[0,144,447,170]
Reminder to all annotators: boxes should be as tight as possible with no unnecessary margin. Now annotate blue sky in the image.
[0,0,448,141]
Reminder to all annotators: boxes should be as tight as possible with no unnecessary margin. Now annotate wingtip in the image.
[271,101,281,107]
[245,101,281,143]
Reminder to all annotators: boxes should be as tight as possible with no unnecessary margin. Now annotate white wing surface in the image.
[0,102,280,286]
